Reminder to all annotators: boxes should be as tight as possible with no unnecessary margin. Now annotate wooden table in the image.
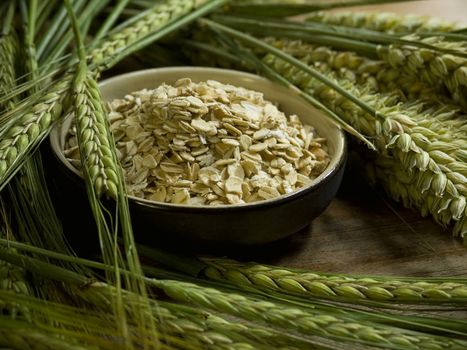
[225,0,467,278]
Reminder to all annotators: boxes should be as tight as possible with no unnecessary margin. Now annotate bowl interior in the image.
[50,67,345,208]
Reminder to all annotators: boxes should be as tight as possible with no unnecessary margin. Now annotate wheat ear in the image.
[0,31,18,113]
[377,37,467,111]
[305,11,462,34]
[260,41,467,239]
[154,278,467,350]
[203,258,467,304]
[0,0,223,191]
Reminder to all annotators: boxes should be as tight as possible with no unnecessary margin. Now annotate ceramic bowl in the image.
[49,67,347,246]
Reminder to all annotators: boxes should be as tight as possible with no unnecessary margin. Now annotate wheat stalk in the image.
[264,38,463,141]
[72,71,119,198]
[0,1,19,115]
[305,11,462,34]
[0,327,92,350]
[0,239,344,350]
[64,1,162,345]
[0,79,68,189]
[153,278,467,350]
[275,43,437,99]
[76,288,282,350]
[211,15,467,111]
[202,258,467,304]
[193,21,467,238]
[90,0,210,70]
[20,0,40,94]
[0,2,35,320]
[256,39,467,239]
[0,247,318,350]
[163,305,303,350]
[0,31,18,113]
[75,276,307,349]
[226,0,417,18]
[0,259,30,319]
[0,0,225,192]
[376,36,467,111]
[0,257,30,318]
[267,40,467,154]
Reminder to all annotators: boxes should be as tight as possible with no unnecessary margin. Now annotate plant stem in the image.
[201,18,384,120]
[103,0,229,71]
[227,0,415,17]
[92,0,130,43]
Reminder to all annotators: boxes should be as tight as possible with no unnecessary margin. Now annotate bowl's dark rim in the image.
[50,67,347,211]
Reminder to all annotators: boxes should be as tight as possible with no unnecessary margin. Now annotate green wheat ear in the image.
[202,258,467,304]
[73,70,119,199]
[305,11,462,34]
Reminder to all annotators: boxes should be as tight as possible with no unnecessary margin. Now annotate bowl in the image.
[49,67,347,246]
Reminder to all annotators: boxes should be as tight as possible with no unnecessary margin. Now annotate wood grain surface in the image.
[223,1,467,278]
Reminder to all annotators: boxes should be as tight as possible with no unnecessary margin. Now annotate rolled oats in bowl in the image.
[64,78,330,206]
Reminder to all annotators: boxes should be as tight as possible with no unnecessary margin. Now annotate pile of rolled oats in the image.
[65,79,330,205]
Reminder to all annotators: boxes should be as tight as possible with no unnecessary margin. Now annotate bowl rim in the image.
[50,66,347,210]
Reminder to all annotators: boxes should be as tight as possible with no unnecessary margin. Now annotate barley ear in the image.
[305,11,462,34]
[72,69,119,199]
[154,278,467,350]
[203,258,467,304]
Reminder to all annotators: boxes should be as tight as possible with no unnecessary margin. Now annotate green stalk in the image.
[0,248,320,350]
[214,15,467,59]
[0,66,68,113]
[199,31,375,149]
[36,1,66,57]
[216,14,383,49]
[66,1,155,347]
[0,1,18,113]
[306,10,462,34]
[20,0,40,93]
[0,210,31,318]
[135,244,206,278]
[92,0,130,43]
[416,32,467,41]
[0,319,93,350]
[37,0,86,61]
[36,0,57,33]
[102,0,229,71]
[0,248,89,286]
[1,0,15,35]
[200,18,384,120]
[202,258,467,305]
[0,0,226,193]
[44,0,109,68]
[4,0,221,107]
[226,0,415,17]
[6,153,88,283]
[5,237,467,341]
[154,278,467,350]
[181,38,250,67]
[0,292,205,350]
